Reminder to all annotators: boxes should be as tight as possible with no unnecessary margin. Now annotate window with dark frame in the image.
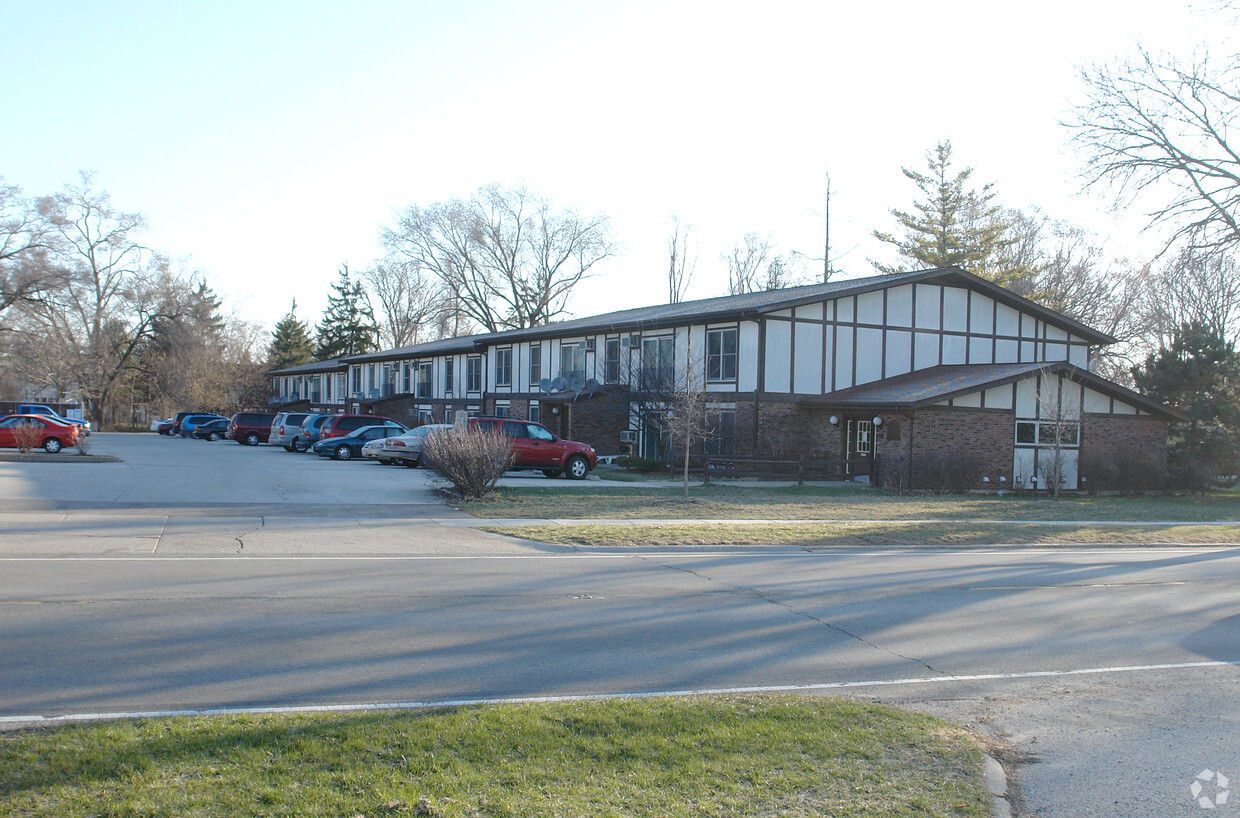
[444,356,454,393]
[416,362,433,398]
[495,348,513,387]
[604,337,621,382]
[529,345,541,386]
[560,343,586,384]
[466,356,482,392]
[706,327,738,382]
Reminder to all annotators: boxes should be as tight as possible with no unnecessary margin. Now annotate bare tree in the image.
[1035,368,1083,499]
[1071,47,1240,253]
[0,178,56,321]
[1138,248,1240,349]
[26,175,190,425]
[359,257,442,348]
[723,232,772,294]
[666,214,696,304]
[383,184,615,332]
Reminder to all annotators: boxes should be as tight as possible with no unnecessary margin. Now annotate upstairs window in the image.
[529,344,542,386]
[560,343,586,386]
[495,348,513,387]
[466,356,482,393]
[706,327,738,382]
[605,337,621,383]
[444,356,454,394]
[416,362,433,398]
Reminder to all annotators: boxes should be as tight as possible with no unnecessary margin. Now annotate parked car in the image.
[191,418,231,441]
[269,412,311,451]
[155,418,176,435]
[169,410,216,436]
[312,422,407,460]
[17,404,91,436]
[0,414,81,453]
[225,411,278,446]
[290,413,333,452]
[471,417,597,479]
[378,424,453,468]
[179,414,228,438]
[318,413,402,442]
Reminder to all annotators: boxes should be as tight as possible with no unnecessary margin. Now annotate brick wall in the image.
[908,408,1014,490]
[1081,413,1169,474]
[564,390,630,454]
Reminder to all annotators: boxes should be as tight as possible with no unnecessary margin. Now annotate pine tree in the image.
[873,140,1032,287]
[1132,321,1240,490]
[315,264,378,360]
[268,299,314,369]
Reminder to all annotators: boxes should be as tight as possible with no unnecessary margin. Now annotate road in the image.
[2,433,1239,816]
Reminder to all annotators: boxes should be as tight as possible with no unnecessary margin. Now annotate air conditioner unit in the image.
[619,430,637,443]
[585,338,596,352]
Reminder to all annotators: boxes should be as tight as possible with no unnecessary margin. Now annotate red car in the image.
[0,414,81,453]
[318,414,401,441]
[470,417,597,479]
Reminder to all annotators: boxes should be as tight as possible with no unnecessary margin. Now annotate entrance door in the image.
[845,418,874,477]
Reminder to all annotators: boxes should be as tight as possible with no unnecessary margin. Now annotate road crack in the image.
[642,557,953,677]
[234,516,266,553]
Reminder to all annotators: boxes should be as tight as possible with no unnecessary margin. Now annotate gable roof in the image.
[270,265,1116,374]
[800,361,1184,420]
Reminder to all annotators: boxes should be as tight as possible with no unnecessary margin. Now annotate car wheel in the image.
[292,438,307,452]
[335,445,353,461]
[244,432,260,446]
[43,437,62,454]
[565,455,589,480]
[208,432,221,441]
[403,459,419,468]
[542,469,562,478]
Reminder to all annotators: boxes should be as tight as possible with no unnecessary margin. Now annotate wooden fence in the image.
[662,454,877,484]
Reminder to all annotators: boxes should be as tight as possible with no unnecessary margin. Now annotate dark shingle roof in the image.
[801,362,1184,419]
[269,358,346,376]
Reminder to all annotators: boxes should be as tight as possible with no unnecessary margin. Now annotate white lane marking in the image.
[0,547,1232,562]
[3,660,1237,728]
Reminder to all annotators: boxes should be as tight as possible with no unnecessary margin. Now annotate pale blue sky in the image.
[2,1,1224,330]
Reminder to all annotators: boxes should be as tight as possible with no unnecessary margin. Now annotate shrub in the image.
[917,452,983,494]
[421,427,515,500]
[626,456,663,473]
[12,421,42,454]
[877,455,910,493]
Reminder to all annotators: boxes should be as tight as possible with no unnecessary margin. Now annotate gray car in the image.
[379,424,453,468]
[269,411,310,451]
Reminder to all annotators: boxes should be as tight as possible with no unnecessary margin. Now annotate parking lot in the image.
[0,431,446,514]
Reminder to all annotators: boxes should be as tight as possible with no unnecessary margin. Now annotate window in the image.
[528,401,540,424]
[641,336,674,391]
[383,365,396,397]
[706,327,738,382]
[444,356,454,394]
[466,357,482,392]
[403,362,411,393]
[495,348,513,387]
[494,402,510,418]
[416,362,433,398]
[560,343,586,385]
[351,367,361,395]
[605,337,621,383]
[526,423,555,441]
[1016,421,1080,446]
[529,345,541,387]
[705,409,736,456]
[417,406,433,425]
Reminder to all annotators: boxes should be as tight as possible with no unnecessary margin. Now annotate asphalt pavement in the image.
[1,432,1238,817]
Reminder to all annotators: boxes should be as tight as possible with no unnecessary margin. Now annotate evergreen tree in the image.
[268,299,314,369]
[872,140,1032,287]
[1132,321,1240,491]
[315,264,378,360]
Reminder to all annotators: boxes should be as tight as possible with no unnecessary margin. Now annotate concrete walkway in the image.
[436,515,1240,527]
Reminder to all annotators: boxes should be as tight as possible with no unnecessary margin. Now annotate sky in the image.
[2,1,1230,334]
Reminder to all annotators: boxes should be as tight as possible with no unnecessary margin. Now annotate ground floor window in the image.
[705,408,736,457]
[416,406,432,425]
[1014,418,1081,489]
[494,402,510,418]
[528,401,540,423]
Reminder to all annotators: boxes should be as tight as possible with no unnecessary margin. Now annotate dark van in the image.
[227,412,278,446]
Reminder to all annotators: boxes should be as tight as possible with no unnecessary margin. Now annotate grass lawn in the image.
[463,484,1240,523]
[487,521,1240,547]
[0,697,990,817]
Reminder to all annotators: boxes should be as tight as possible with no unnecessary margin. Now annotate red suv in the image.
[471,417,597,479]
[319,414,401,441]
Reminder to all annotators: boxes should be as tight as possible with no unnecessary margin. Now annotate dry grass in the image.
[462,484,1240,522]
[483,521,1240,547]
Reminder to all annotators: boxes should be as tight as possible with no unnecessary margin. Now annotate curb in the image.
[984,754,1012,818]
[0,452,122,463]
